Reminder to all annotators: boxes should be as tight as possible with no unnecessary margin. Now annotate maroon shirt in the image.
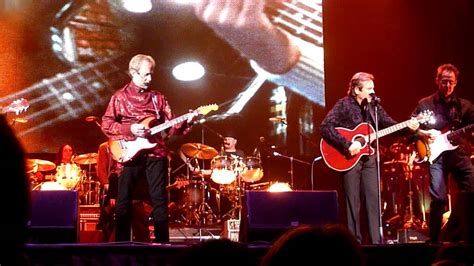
[101,82,191,158]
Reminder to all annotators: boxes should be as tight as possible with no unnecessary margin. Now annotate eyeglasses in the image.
[440,79,457,85]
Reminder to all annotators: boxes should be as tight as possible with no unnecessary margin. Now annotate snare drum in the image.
[210,156,237,184]
[241,157,264,183]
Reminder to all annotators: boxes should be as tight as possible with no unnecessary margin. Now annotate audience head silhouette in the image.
[260,224,365,266]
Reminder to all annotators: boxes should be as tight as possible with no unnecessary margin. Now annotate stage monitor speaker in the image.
[242,190,339,243]
[29,190,79,243]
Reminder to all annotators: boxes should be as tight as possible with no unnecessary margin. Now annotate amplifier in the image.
[79,205,100,231]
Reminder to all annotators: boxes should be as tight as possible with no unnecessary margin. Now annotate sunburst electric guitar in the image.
[109,104,218,163]
[320,110,433,172]
[415,124,473,164]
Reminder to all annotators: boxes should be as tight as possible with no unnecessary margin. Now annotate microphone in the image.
[269,116,286,123]
[11,118,28,123]
[369,93,381,104]
[85,116,98,122]
[216,132,225,140]
[220,144,225,155]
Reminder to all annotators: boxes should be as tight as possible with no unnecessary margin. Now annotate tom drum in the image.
[211,156,237,185]
[241,157,264,183]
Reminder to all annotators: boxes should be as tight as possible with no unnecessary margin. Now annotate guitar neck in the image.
[448,124,474,140]
[0,54,128,138]
[368,119,412,140]
[266,0,322,45]
[149,112,192,135]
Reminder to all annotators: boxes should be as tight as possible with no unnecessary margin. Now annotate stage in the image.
[24,241,474,266]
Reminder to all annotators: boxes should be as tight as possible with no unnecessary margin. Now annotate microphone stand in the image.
[199,122,225,140]
[273,151,310,189]
[275,119,321,190]
[310,156,322,190]
[372,101,384,244]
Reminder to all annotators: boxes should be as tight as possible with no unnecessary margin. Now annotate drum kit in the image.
[176,142,265,226]
[381,141,430,235]
[27,153,101,205]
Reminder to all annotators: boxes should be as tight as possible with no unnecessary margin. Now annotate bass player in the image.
[320,72,419,244]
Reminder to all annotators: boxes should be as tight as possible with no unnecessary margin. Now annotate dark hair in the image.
[436,64,459,80]
[55,144,73,165]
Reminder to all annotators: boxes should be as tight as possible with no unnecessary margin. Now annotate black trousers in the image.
[115,156,169,242]
[343,155,381,244]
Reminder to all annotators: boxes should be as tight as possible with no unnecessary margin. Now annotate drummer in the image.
[54,144,75,166]
[54,144,83,187]
[221,131,245,159]
[177,131,245,177]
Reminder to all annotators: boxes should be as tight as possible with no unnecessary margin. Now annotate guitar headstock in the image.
[196,104,219,116]
[2,98,30,115]
[416,109,434,124]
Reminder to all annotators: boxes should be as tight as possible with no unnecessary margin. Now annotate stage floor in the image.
[24,241,474,266]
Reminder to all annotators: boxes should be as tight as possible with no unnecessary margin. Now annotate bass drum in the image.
[181,180,207,206]
[241,157,264,183]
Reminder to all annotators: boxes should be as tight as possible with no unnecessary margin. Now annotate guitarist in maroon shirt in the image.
[101,54,197,242]
[320,72,419,244]
[412,64,474,243]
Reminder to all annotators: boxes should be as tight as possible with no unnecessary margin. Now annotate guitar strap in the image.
[152,94,160,120]
[367,104,377,126]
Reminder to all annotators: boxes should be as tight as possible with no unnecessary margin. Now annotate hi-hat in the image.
[74,153,98,165]
[26,159,56,172]
[180,143,218,160]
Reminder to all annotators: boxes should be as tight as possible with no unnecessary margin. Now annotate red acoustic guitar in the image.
[320,110,433,172]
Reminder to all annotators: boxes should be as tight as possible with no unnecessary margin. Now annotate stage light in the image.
[122,0,152,13]
[267,182,293,192]
[172,61,205,81]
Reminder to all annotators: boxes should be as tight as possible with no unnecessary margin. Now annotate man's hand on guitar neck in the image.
[407,117,420,131]
[186,109,199,124]
[192,0,300,74]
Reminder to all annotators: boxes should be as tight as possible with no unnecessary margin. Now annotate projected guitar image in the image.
[0,0,324,153]
[0,1,128,141]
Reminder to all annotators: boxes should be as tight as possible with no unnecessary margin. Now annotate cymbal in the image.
[73,153,98,165]
[181,143,218,160]
[26,159,56,172]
